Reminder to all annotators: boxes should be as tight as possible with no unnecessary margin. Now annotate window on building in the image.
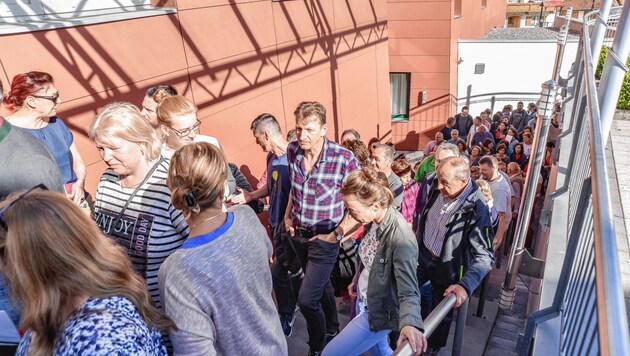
[482,0,487,8]
[390,73,411,121]
[475,64,485,74]
[454,0,462,18]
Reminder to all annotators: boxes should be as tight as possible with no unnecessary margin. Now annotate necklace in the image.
[189,211,224,230]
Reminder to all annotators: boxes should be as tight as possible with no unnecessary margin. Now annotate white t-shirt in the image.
[523,143,533,158]
[487,173,512,225]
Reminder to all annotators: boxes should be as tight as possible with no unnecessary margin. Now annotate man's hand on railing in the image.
[444,284,468,308]
[396,325,427,356]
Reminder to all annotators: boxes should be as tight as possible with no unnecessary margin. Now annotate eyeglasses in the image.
[31,92,60,103]
[169,120,201,138]
[0,184,48,231]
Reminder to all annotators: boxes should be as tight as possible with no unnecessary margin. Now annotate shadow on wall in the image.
[393,94,457,150]
[0,0,387,146]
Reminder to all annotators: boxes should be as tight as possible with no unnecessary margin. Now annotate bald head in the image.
[436,156,470,200]
[507,162,521,175]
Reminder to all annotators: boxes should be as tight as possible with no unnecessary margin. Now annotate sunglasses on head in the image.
[0,184,48,231]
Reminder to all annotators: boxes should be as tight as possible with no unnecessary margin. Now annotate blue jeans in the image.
[322,299,392,356]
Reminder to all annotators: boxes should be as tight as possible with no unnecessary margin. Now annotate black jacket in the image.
[454,113,473,137]
[414,175,494,296]
[364,207,424,333]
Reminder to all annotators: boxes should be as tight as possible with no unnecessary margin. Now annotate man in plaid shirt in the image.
[284,101,360,355]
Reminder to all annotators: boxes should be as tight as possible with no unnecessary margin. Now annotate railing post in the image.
[499,80,557,310]
[552,7,573,83]
[598,0,630,143]
[590,0,613,64]
[583,21,630,354]
[452,298,469,356]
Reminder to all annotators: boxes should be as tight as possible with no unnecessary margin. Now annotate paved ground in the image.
[285,251,522,356]
[608,111,630,320]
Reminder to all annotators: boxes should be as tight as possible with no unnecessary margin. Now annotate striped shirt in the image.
[423,180,473,256]
[287,139,360,231]
[93,158,189,310]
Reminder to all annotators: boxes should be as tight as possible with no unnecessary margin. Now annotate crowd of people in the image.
[0,70,559,356]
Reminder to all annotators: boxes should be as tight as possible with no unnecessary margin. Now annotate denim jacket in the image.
[364,207,424,333]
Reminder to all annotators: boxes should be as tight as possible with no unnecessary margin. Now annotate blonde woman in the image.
[89,102,189,319]
[159,142,287,355]
[0,188,172,355]
[155,94,236,193]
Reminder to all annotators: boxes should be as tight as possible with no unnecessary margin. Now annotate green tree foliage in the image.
[596,46,630,109]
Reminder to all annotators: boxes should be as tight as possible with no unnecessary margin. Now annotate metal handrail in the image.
[392,294,457,356]
[581,14,630,355]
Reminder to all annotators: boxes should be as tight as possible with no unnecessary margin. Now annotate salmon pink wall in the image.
[0,0,391,195]
[388,0,506,150]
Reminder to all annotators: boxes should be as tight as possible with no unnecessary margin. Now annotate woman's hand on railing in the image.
[444,284,468,308]
[397,326,427,356]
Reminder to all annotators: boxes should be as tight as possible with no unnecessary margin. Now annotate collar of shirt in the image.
[445,180,474,213]
[292,138,329,173]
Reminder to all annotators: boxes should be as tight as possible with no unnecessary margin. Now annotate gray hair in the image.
[439,156,470,182]
[373,143,395,163]
[434,142,460,158]
[250,113,282,137]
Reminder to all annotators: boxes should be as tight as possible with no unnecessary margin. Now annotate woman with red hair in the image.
[3,71,87,205]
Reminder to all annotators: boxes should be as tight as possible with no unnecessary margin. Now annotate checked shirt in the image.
[287,139,360,232]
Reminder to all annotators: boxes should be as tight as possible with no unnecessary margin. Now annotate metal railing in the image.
[518,2,630,355]
[392,294,469,356]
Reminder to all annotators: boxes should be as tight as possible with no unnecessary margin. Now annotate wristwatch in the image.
[334,229,343,242]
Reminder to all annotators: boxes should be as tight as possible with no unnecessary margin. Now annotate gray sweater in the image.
[0,117,64,198]
[158,205,287,356]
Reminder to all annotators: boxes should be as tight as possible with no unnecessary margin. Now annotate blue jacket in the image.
[413,174,494,296]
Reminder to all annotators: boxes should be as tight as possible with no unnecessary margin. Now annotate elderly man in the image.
[447,129,459,144]
[371,143,404,210]
[423,132,445,156]
[479,156,513,251]
[471,124,494,148]
[415,156,494,354]
[284,101,360,355]
[411,142,460,334]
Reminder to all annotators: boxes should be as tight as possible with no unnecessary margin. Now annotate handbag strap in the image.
[112,157,164,225]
